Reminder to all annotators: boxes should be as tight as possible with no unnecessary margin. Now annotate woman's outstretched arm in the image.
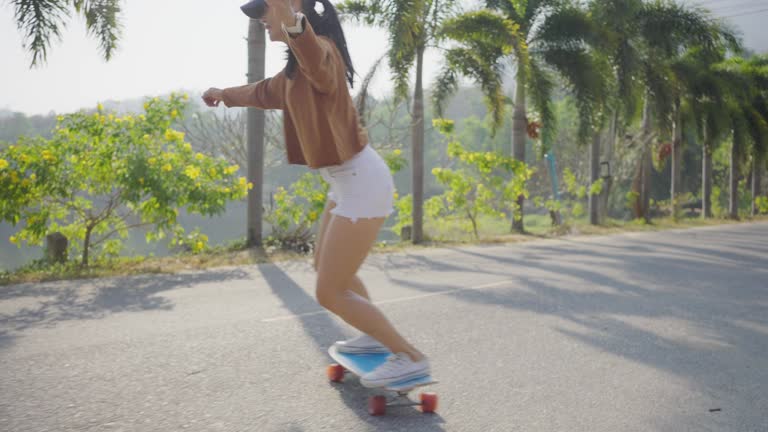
[203,71,286,109]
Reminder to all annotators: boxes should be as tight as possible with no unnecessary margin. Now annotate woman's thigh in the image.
[314,199,337,271]
[316,215,385,296]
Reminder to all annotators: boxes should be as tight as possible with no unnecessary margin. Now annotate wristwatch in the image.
[283,12,305,35]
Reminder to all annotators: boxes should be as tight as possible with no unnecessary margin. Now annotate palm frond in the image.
[388,0,424,101]
[439,47,507,133]
[437,9,534,135]
[484,0,524,25]
[426,0,460,37]
[541,46,609,146]
[336,0,386,25]
[642,57,675,134]
[354,54,387,125]
[74,0,122,61]
[614,37,642,121]
[527,58,556,152]
[639,1,742,56]
[531,4,593,48]
[11,0,70,67]
[440,10,524,56]
[431,62,459,118]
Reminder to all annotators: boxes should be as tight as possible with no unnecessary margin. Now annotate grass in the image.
[2,214,767,287]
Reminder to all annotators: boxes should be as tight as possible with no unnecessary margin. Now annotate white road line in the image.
[260,278,514,323]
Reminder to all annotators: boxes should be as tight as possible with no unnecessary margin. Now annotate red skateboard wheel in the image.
[368,395,387,416]
[327,364,345,382]
[420,392,438,413]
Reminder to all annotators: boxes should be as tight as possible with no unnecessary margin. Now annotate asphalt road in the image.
[1,222,767,432]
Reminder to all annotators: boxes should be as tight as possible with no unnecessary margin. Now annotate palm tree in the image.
[674,47,733,219]
[719,56,768,219]
[744,55,768,217]
[588,0,737,222]
[338,0,457,244]
[644,7,738,219]
[9,0,122,67]
[434,1,608,230]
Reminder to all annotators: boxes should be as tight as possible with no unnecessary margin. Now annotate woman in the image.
[202,0,430,387]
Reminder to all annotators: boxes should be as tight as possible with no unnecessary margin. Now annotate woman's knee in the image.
[315,284,337,310]
[315,277,350,310]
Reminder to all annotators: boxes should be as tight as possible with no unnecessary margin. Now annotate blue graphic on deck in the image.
[334,351,389,375]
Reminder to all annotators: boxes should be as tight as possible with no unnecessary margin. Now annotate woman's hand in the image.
[202,88,224,107]
[265,0,296,29]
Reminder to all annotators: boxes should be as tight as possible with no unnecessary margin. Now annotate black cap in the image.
[241,0,267,19]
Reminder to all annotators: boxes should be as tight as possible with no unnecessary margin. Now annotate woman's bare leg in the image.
[314,200,372,301]
[315,214,424,361]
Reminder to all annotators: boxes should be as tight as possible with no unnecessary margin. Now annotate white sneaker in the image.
[360,353,431,388]
[333,334,389,354]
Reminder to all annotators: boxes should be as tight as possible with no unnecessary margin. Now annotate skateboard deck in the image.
[327,345,436,391]
[326,345,438,415]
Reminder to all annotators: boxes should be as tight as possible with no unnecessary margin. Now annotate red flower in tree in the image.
[658,142,672,161]
[526,119,541,139]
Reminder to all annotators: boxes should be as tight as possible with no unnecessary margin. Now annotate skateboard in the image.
[327,345,438,416]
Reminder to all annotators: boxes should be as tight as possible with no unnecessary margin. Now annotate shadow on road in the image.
[389,224,768,416]
[0,268,250,336]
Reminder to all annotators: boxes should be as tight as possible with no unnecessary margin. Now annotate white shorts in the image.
[317,145,395,223]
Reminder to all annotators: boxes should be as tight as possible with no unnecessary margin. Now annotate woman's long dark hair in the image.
[285,0,355,88]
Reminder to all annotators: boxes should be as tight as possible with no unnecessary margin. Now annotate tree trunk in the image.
[636,97,653,222]
[702,136,713,218]
[511,71,527,233]
[729,132,741,219]
[671,100,683,219]
[589,132,600,225]
[246,19,266,247]
[46,232,68,264]
[411,45,426,244]
[753,155,763,216]
[82,225,94,267]
[545,152,562,226]
[599,111,618,222]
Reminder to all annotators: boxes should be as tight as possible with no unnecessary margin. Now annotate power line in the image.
[688,0,768,18]
[692,0,763,7]
[704,1,767,12]
[722,7,768,18]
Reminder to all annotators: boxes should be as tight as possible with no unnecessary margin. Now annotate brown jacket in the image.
[221,20,368,168]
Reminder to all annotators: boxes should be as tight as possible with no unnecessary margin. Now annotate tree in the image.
[588,0,737,222]
[9,0,123,67]
[0,95,250,266]
[182,108,284,170]
[429,119,531,239]
[674,47,733,218]
[641,4,738,219]
[435,0,608,230]
[338,0,457,244]
[715,56,768,219]
[246,18,267,247]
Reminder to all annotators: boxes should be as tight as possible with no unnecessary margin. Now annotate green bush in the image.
[426,119,532,239]
[0,95,249,266]
[264,172,328,253]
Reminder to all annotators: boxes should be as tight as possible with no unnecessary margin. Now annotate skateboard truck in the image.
[368,391,438,416]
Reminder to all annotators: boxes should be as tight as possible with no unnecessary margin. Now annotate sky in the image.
[1,0,766,116]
